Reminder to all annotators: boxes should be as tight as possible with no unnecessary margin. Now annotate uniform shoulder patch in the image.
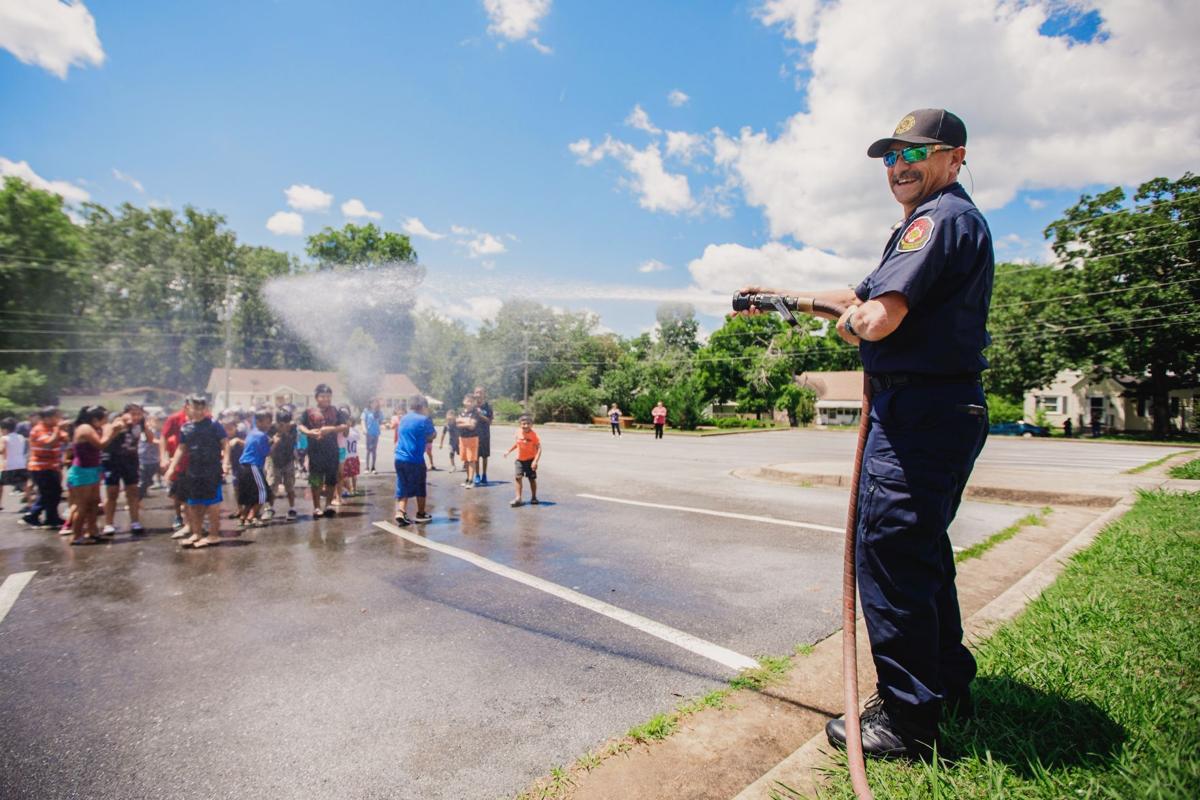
[896,215,935,253]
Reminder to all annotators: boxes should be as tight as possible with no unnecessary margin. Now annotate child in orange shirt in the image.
[503,414,541,507]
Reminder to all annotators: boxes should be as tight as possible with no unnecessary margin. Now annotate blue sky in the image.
[2,0,1197,335]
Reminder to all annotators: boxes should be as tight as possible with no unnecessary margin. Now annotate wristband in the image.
[844,308,860,338]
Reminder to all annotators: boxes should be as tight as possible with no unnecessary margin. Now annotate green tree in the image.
[0,178,90,389]
[0,367,49,414]
[1044,173,1200,436]
[776,383,816,427]
[306,222,417,269]
[655,302,700,352]
[984,263,1072,399]
[408,312,476,407]
[231,245,318,372]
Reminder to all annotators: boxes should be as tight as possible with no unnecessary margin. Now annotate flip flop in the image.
[191,537,221,549]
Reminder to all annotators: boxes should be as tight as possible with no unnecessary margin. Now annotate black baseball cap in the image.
[867,108,967,158]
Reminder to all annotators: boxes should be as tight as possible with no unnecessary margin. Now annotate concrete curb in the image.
[729,495,1140,800]
[741,466,1123,509]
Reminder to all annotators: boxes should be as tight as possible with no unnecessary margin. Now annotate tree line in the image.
[1,173,1195,434]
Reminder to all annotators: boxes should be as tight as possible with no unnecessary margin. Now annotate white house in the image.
[205,369,429,414]
[797,371,865,426]
[1024,369,1197,434]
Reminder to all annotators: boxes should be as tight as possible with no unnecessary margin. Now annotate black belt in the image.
[869,372,980,393]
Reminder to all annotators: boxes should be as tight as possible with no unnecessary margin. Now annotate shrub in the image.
[663,376,708,430]
[986,393,1024,423]
[711,417,779,429]
[531,381,600,423]
[491,397,524,422]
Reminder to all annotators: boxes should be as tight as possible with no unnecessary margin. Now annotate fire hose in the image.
[731,293,875,800]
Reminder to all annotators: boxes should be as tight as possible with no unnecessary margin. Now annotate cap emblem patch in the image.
[894,114,916,135]
[897,216,934,252]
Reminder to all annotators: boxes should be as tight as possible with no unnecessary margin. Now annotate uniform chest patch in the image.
[897,216,934,252]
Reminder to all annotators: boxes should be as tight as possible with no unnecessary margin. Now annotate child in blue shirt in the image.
[236,409,273,528]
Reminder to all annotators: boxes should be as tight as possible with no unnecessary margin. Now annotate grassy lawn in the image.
[1168,457,1200,480]
[807,489,1200,800]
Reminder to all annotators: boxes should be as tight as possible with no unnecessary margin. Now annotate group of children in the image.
[392,390,542,525]
[5,386,546,546]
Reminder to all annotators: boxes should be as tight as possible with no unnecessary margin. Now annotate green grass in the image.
[954,507,1051,564]
[1168,457,1200,480]
[818,489,1200,799]
[1127,449,1198,474]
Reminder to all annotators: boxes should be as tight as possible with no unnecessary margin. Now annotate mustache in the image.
[891,170,920,186]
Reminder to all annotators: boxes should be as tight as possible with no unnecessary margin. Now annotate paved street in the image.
[0,427,1178,800]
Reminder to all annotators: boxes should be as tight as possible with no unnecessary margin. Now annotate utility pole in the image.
[522,328,530,409]
[222,275,234,411]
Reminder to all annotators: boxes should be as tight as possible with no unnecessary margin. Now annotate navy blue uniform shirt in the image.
[854,183,994,375]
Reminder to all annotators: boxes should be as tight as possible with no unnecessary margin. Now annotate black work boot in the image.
[825,694,939,761]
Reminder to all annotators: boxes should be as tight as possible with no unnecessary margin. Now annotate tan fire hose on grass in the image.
[731,293,874,800]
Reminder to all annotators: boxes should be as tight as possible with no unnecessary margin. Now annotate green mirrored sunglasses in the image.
[882,144,955,168]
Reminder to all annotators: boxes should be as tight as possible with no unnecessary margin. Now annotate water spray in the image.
[732,292,875,800]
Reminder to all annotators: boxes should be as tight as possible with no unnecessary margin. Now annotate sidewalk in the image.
[737,458,1172,508]
[531,452,1197,800]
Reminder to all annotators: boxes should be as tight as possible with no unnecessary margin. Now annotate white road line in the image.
[0,571,36,624]
[373,521,759,672]
[577,493,844,534]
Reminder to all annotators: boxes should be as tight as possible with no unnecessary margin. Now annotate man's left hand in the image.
[836,304,862,346]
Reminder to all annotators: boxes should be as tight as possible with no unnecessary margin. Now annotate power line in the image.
[991,271,1200,309]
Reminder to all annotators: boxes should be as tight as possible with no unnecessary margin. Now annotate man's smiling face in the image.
[886,146,963,213]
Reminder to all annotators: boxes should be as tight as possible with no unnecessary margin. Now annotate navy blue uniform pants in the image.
[856,382,988,720]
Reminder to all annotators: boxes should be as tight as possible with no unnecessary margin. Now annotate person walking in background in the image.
[68,406,125,545]
[503,414,541,507]
[168,395,229,549]
[456,394,482,488]
[362,399,384,474]
[473,386,493,485]
[266,408,298,520]
[101,404,149,536]
[393,394,435,526]
[1,417,30,513]
[652,401,668,439]
[608,404,623,436]
[439,409,458,472]
[236,408,272,529]
[23,406,68,530]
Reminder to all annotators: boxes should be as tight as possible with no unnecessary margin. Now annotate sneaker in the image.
[530,498,540,505]
[824,694,938,761]
[130,522,145,534]
[481,474,488,484]
[286,509,298,520]
[101,524,118,537]
[236,519,247,531]
[414,512,432,523]
[509,499,523,507]
[262,508,275,520]
[58,524,73,536]
[251,518,268,528]
[20,515,38,527]
[462,481,474,488]
[171,526,190,540]
[394,515,411,527]
[172,515,184,530]
[473,475,482,486]
[324,506,337,517]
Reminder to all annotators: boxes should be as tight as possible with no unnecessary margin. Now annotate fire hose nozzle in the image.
[731,293,847,322]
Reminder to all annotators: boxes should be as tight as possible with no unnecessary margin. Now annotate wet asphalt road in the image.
[0,427,1161,799]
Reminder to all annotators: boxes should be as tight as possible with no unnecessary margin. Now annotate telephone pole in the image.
[222,275,234,411]
[522,328,530,409]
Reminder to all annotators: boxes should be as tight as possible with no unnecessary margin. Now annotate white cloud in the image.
[0,157,90,204]
[529,37,553,55]
[638,259,671,273]
[0,0,104,79]
[483,0,552,52]
[686,241,870,301]
[450,224,472,235]
[266,211,304,236]
[1025,197,1047,210]
[667,89,690,107]
[437,295,505,326]
[665,130,706,163]
[466,232,507,258]
[403,217,446,240]
[725,0,1200,260]
[569,136,695,214]
[285,183,332,212]
[112,168,144,193]
[626,104,661,135]
[341,198,382,220]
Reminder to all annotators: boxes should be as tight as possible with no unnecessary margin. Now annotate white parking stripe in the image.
[0,571,36,624]
[374,521,759,672]
[577,493,844,533]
